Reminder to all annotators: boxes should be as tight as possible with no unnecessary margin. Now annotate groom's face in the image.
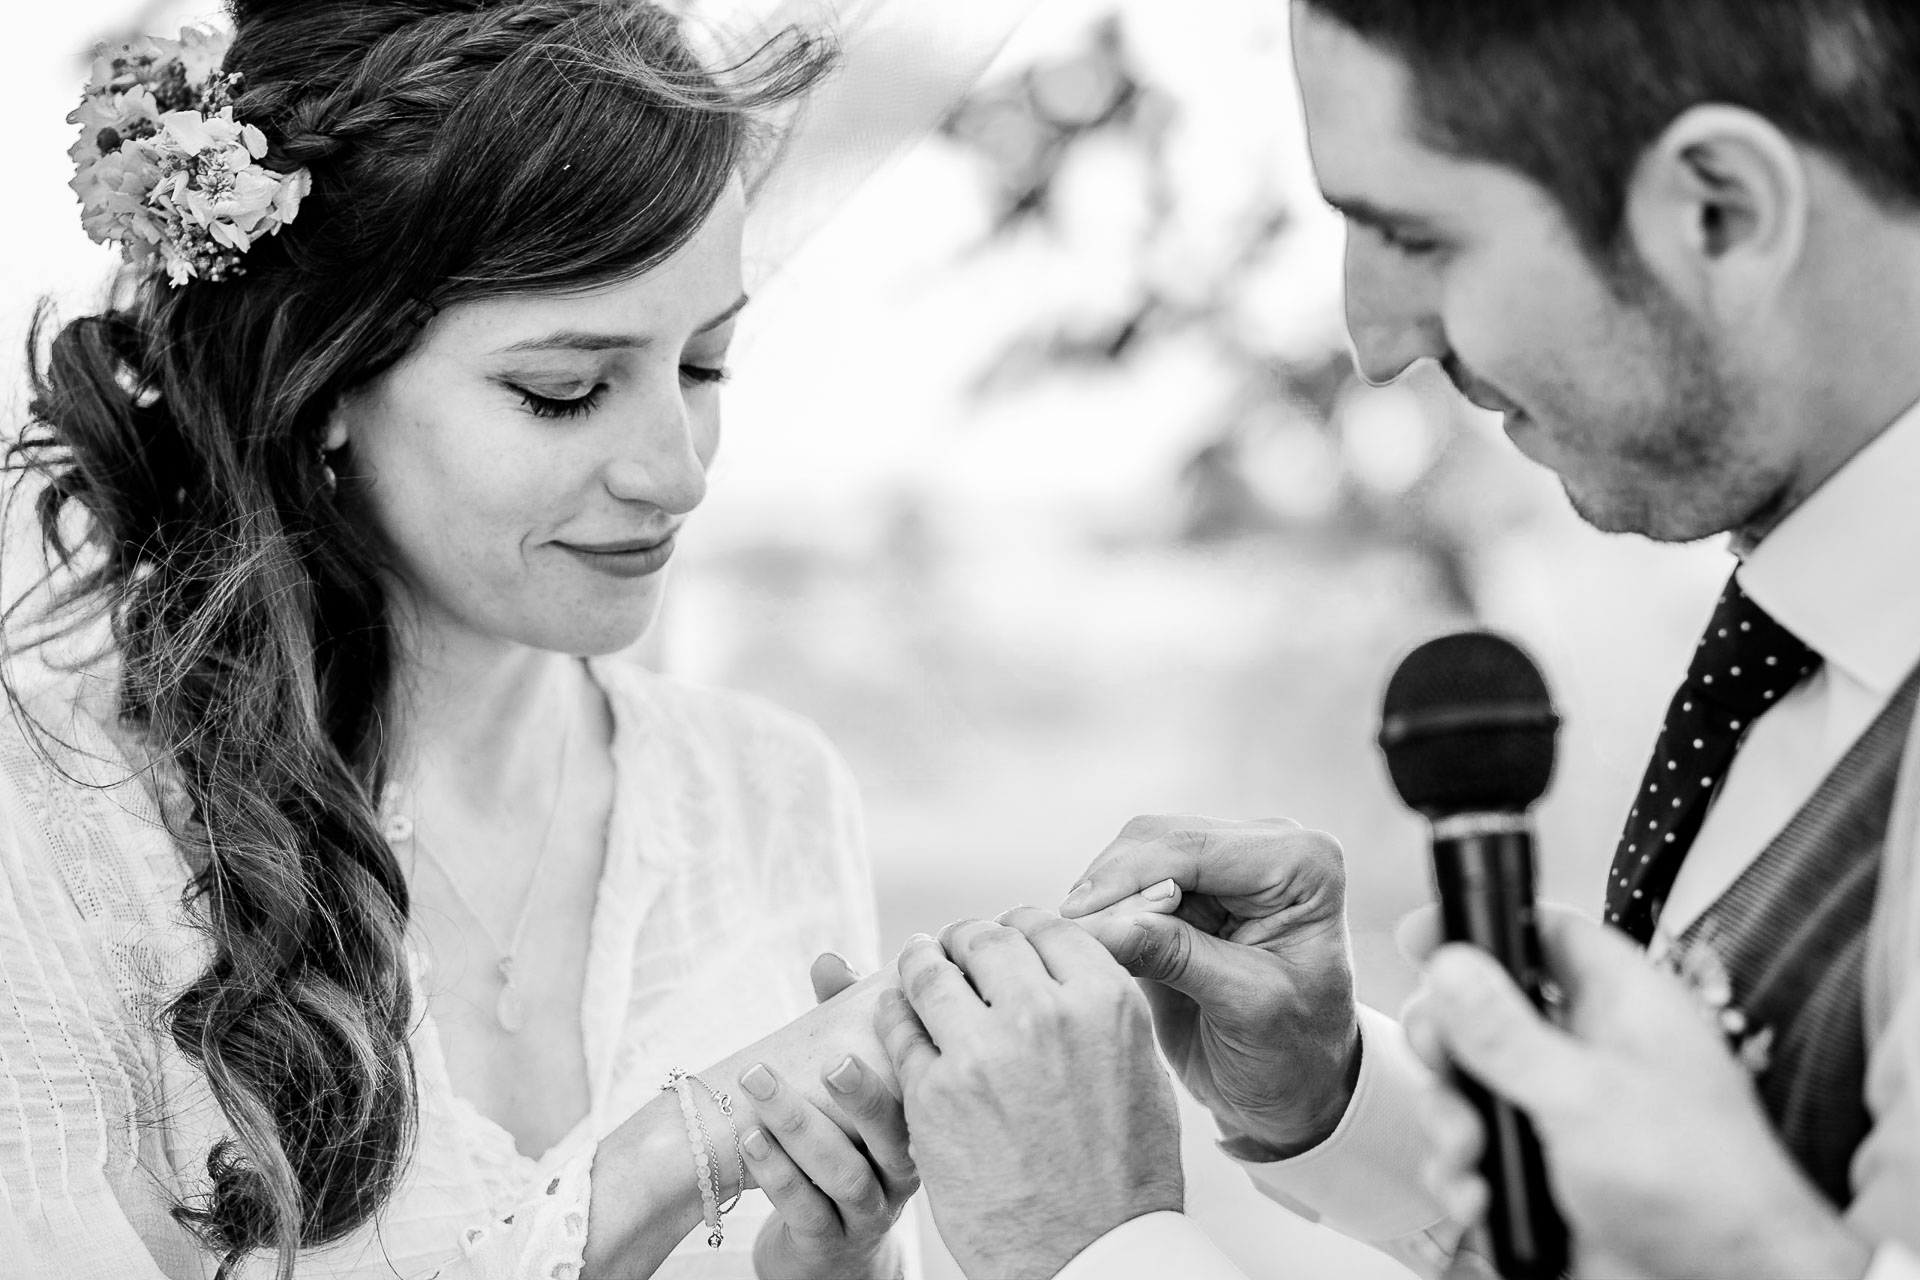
[1292,8,1774,543]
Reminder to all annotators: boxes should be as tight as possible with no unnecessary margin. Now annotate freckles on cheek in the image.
[371,422,528,590]
[434,461,545,577]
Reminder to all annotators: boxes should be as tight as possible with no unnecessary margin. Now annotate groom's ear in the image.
[1623,105,1809,324]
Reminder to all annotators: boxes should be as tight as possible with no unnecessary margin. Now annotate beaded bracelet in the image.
[662,1069,747,1247]
[687,1074,746,1215]
[662,1069,724,1247]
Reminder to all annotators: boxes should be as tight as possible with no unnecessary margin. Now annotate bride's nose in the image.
[602,374,711,516]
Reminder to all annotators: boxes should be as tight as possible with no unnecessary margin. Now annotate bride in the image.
[0,1,978,1276]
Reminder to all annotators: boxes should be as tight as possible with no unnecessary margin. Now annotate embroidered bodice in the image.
[0,655,884,1279]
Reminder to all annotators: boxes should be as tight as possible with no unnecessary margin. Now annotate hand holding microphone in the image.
[1402,882,1873,1280]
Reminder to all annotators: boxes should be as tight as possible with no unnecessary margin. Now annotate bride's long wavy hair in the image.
[9,1,829,1274]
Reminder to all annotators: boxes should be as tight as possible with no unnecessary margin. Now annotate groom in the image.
[875,2,1920,1277]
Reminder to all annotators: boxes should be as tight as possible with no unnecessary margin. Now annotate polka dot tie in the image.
[1605,574,1820,944]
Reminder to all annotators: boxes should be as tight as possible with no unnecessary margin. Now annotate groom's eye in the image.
[1375,224,1442,258]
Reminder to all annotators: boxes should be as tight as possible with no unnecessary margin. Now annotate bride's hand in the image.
[707,965,904,1147]
[585,965,907,1277]
[741,1057,916,1280]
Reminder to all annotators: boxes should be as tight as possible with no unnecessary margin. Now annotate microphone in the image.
[1377,631,1570,1280]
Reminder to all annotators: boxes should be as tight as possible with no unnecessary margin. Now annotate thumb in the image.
[1534,905,1664,1010]
[1395,904,1443,964]
[1084,908,1268,1000]
[1533,907,1729,1066]
[1425,943,1592,1117]
[810,952,859,1005]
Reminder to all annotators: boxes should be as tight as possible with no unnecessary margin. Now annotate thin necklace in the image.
[385,692,578,1033]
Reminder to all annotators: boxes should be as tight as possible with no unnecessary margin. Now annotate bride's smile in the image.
[333,184,748,659]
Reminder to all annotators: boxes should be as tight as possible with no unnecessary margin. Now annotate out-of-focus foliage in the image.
[940,14,1545,614]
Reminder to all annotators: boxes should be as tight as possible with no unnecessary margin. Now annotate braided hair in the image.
[13,2,830,1274]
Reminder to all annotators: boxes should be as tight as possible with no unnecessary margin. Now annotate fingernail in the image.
[1144,878,1178,903]
[742,1127,771,1160]
[826,1056,862,1093]
[905,932,935,948]
[741,1064,776,1100]
[1121,921,1156,967]
[1062,879,1093,911]
[820,950,849,970]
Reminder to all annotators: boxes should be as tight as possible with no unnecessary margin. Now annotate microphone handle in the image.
[1432,821,1570,1280]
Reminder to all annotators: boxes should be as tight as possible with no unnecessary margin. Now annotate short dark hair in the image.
[1302,0,1920,250]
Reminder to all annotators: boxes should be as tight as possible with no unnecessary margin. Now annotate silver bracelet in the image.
[687,1073,746,1215]
[662,1069,724,1247]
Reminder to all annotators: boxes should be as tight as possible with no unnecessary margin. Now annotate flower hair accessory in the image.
[68,27,310,287]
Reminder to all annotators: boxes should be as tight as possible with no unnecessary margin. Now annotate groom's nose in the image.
[1343,234,1447,386]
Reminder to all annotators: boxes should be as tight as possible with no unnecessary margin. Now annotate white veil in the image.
[672,0,1040,286]
[118,0,1037,286]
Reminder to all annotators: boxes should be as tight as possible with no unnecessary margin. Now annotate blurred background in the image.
[4,1,1740,1276]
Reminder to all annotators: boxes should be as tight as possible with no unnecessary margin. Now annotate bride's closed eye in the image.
[511,382,609,419]
[506,364,731,420]
[679,362,731,388]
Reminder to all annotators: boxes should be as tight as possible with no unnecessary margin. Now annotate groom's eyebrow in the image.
[496,295,751,354]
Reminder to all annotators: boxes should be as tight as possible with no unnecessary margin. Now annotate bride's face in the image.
[333,184,746,658]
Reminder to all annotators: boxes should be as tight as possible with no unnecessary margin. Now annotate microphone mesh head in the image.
[1378,631,1560,819]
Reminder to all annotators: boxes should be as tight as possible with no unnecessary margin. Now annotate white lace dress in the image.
[0,655,901,1280]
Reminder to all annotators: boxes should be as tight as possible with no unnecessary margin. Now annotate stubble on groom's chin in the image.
[1546,385,1791,546]
[1511,358,1789,546]
[1554,454,1792,544]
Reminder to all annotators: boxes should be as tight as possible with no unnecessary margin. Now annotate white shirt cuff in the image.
[1053,1212,1246,1280]
[1225,1004,1451,1242]
[1867,1242,1920,1280]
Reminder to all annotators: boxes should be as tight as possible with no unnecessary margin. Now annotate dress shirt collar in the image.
[1737,396,1920,697]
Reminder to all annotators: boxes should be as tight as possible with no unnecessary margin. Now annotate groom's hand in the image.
[1406,909,1873,1280]
[878,909,1183,1279]
[1061,815,1360,1156]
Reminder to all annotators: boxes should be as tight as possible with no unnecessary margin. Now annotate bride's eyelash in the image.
[510,366,730,418]
[681,364,732,387]
[515,384,608,419]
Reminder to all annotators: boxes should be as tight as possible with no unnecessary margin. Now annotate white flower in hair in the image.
[68,27,310,287]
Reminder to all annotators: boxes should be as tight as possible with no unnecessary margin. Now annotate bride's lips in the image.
[555,532,678,580]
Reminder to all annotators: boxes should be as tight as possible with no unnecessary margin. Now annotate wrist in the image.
[753,1219,903,1280]
[683,1067,752,1201]
[1219,1016,1362,1158]
[584,1091,708,1275]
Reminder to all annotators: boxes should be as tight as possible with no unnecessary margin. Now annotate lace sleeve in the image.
[415,1157,593,1280]
[674,675,885,975]
[0,800,181,1280]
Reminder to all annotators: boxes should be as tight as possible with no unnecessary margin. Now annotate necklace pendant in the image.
[495,981,527,1033]
[495,957,527,1032]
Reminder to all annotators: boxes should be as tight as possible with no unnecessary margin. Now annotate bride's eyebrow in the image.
[696,294,751,333]
[495,295,751,355]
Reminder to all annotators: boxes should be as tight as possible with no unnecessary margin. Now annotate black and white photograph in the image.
[1,1,1916,1277]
